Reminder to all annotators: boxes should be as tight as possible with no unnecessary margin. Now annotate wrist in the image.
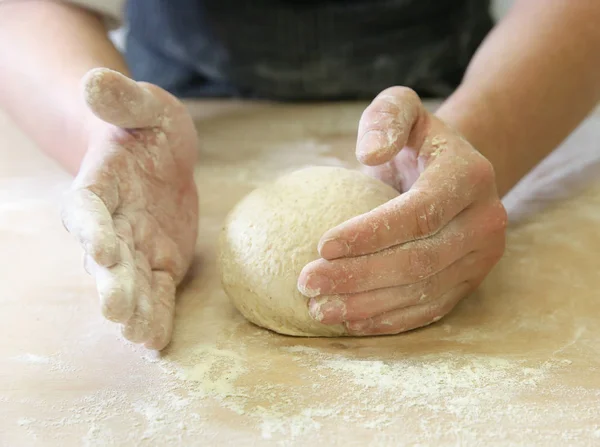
[435,86,517,197]
[54,91,107,175]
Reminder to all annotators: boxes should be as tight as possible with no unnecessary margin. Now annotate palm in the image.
[63,69,199,350]
[102,92,198,278]
[363,115,448,194]
[364,148,421,193]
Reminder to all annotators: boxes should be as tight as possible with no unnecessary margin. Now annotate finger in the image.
[360,162,401,190]
[113,214,134,253]
[135,222,187,282]
[83,254,96,276]
[356,87,427,166]
[309,250,487,324]
[94,215,136,321]
[319,143,496,260]
[144,271,176,350]
[81,68,162,129]
[345,281,472,336]
[62,188,118,267]
[121,251,154,343]
[94,240,136,323]
[301,204,503,297]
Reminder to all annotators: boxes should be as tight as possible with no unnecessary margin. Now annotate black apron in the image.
[125,0,492,100]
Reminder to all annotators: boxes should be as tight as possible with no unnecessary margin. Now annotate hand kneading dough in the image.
[218,166,399,337]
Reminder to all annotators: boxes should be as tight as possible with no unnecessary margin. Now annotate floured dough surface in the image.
[218,166,399,336]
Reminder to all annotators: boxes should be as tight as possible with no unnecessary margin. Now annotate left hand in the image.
[297,87,508,336]
[61,69,199,350]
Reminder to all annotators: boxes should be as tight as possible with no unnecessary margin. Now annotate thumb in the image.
[356,86,429,166]
[81,68,162,129]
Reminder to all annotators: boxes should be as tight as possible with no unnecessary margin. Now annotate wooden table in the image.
[2,101,600,446]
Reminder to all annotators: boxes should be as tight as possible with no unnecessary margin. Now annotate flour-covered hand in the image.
[297,87,507,335]
[61,69,198,349]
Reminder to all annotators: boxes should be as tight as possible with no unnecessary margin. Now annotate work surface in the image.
[1,101,600,446]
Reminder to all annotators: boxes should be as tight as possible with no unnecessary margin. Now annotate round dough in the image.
[218,166,399,336]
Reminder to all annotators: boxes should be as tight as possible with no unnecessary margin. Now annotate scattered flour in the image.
[6,107,600,445]
[10,353,51,364]
[7,322,600,446]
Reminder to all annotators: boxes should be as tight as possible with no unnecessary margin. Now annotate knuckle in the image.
[90,242,108,263]
[420,272,440,302]
[134,250,153,280]
[353,307,375,321]
[132,217,154,247]
[485,201,509,235]
[367,210,395,251]
[494,203,509,231]
[421,308,441,325]
[425,294,458,322]
[159,247,187,281]
[373,315,403,335]
[113,214,133,237]
[406,246,439,281]
[469,156,495,188]
[411,196,442,239]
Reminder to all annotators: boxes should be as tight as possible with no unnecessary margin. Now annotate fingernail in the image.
[121,319,151,343]
[319,239,348,259]
[357,131,391,165]
[309,298,345,323]
[146,327,168,351]
[346,319,373,334]
[297,274,332,298]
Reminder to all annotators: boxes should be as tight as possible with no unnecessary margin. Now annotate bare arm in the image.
[0,0,129,174]
[436,0,600,196]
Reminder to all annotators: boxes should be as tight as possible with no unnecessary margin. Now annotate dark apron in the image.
[125,0,492,100]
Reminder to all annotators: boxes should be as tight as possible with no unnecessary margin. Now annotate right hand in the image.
[61,68,199,350]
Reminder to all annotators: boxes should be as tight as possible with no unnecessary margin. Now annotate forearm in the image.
[0,0,129,174]
[436,0,600,196]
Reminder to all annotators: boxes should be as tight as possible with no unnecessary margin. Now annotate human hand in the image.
[297,87,507,335]
[62,68,199,349]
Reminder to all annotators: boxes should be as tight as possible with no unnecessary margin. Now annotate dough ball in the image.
[218,166,398,336]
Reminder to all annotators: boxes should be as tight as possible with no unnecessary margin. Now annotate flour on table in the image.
[5,104,600,446]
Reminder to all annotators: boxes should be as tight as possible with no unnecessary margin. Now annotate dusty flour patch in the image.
[6,334,600,446]
[6,296,599,445]
[135,340,582,444]
[173,345,248,398]
[8,351,81,373]
[10,353,51,364]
